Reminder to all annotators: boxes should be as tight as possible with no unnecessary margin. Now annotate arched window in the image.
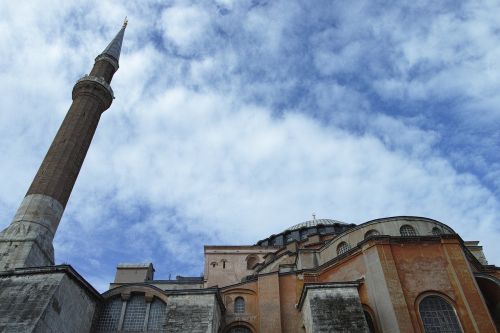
[234,297,245,314]
[400,225,417,236]
[364,311,377,333]
[229,326,251,333]
[93,297,122,331]
[364,229,380,239]
[93,294,167,332]
[337,242,350,255]
[432,227,442,235]
[419,295,462,333]
[246,254,259,270]
[147,298,167,331]
[123,295,147,331]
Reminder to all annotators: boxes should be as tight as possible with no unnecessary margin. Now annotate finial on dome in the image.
[312,213,316,220]
[123,16,128,29]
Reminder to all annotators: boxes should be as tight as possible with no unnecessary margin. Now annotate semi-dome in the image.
[286,218,348,231]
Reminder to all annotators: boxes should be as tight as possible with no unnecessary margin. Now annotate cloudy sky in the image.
[0,0,499,291]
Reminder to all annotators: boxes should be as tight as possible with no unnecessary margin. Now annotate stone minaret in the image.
[0,20,127,270]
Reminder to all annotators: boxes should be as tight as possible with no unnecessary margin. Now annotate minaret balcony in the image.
[73,74,115,110]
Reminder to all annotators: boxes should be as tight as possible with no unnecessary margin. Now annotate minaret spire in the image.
[0,22,127,270]
[97,17,128,69]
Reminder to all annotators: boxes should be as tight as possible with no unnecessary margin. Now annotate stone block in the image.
[299,282,369,333]
[164,292,222,333]
[0,266,100,333]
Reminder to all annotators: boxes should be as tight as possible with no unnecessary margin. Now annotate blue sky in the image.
[0,0,499,291]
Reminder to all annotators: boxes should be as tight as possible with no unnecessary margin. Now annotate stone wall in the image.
[165,292,222,333]
[0,266,100,333]
[300,283,368,333]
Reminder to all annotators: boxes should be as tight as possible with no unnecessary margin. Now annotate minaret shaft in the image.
[0,22,126,270]
[27,94,103,207]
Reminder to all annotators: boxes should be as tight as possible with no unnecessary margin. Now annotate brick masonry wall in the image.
[26,94,103,208]
[27,57,115,209]
[257,273,282,332]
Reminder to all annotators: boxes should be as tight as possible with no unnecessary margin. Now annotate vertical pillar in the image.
[442,239,497,332]
[362,242,414,333]
[258,273,282,332]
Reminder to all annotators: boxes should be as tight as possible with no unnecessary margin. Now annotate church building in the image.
[0,22,498,333]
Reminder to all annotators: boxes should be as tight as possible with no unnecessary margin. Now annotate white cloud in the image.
[0,0,499,292]
[160,5,213,55]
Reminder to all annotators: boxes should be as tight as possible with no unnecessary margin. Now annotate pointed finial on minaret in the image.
[96,20,128,71]
[312,213,316,221]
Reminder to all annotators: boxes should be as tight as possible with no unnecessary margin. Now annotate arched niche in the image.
[475,274,500,330]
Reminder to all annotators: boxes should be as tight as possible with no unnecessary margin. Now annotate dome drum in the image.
[257,219,356,247]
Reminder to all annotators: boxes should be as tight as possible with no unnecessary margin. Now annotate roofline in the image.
[0,264,102,300]
[356,216,457,233]
[103,283,226,312]
[256,222,356,245]
[204,245,279,250]
[314,215,457,253]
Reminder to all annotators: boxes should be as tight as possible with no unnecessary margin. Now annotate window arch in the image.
[234,296,245,314]
[93,296,122,331]
[362,305,379,333]
[364,229,380,239]
[337,242,350,255]
[246,254,259,270]
[419,295,462,332]
[147,298,167,331]
[228,326,251,333]
[400,225,417,236]
[432,227,442,235]
[364,311,377,333]
[122,295,147,331]
[93,294,167,332]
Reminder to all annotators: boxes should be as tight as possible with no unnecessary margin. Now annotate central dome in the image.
[257,218,354,246]
[286,218,347,231]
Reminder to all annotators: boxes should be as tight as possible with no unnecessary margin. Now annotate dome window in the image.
[432,227,442,235]
[337,242,351,255]
[364,229,380,239]
[400,225,417,237]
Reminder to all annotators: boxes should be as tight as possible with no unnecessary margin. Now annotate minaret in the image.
[0,20,127,270]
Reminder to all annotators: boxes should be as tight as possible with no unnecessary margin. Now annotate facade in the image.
[102,217,500,333]
[0,22,499,333]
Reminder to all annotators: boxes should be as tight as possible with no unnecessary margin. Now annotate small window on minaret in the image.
[221,259,227,269]
[210,262,218,268]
